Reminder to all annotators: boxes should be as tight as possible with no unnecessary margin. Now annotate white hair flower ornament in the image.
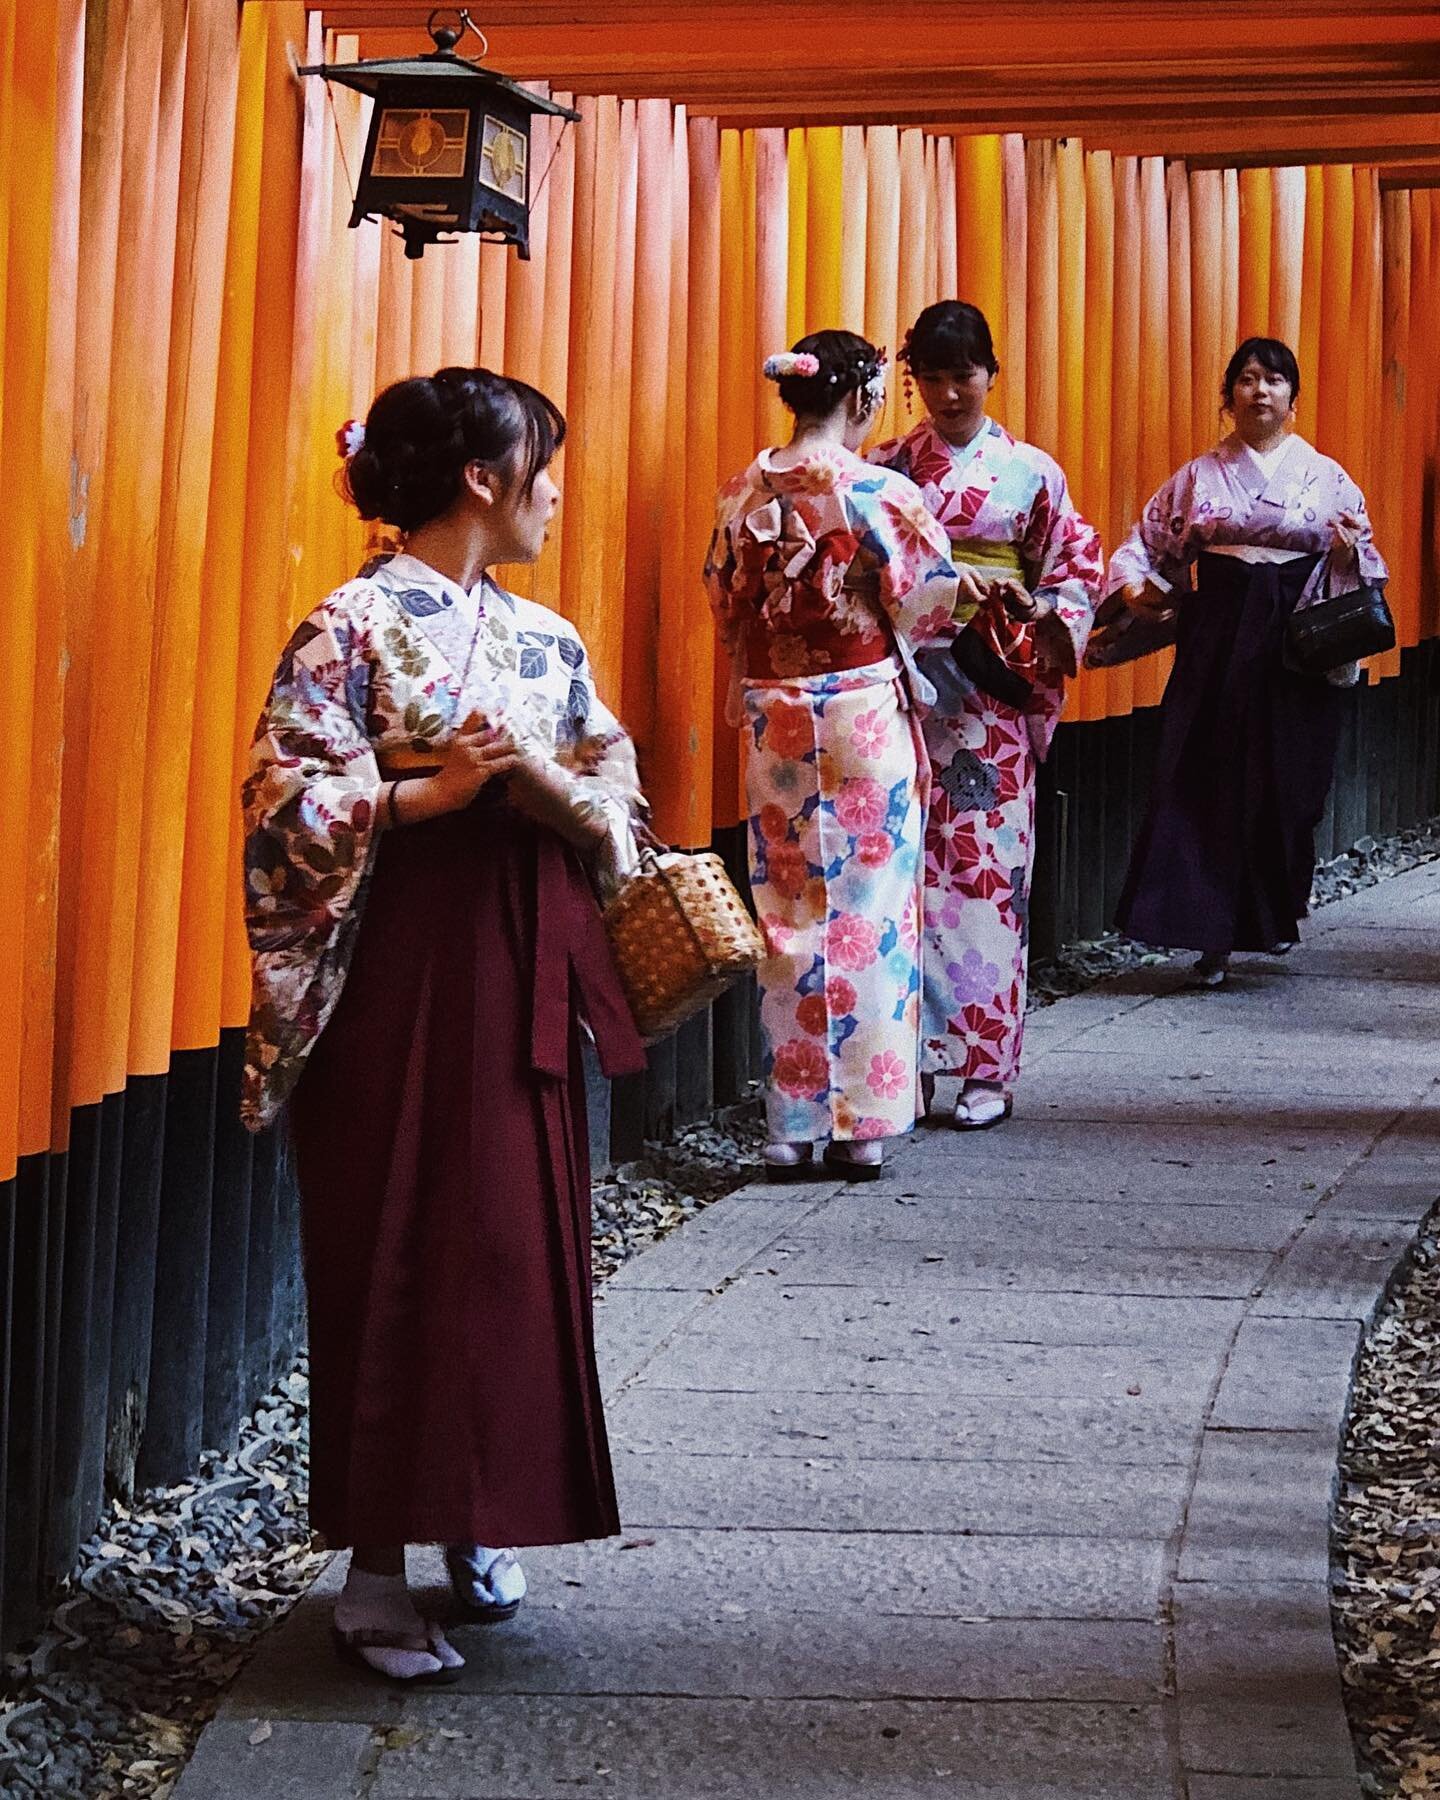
[336,418,366,460]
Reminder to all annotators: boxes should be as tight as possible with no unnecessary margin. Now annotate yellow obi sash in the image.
[950,537,1027,587]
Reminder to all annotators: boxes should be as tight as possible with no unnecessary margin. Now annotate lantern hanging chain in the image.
[325,79,359,209]
[532,115,572,205]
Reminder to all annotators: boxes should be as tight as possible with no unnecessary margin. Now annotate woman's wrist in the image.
[389,773,451,826]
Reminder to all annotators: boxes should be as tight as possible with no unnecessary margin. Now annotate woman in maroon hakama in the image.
[243,369,646,1683]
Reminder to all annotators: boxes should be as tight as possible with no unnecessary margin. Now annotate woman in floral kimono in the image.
[871,302,1102,1127]
[705,330,964,1179]
[1100,337,1388,986]
[243,368,647,1684]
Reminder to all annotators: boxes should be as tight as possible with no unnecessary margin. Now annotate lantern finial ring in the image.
[427,8,488,59]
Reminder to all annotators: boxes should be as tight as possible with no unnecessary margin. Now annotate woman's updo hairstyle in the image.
[344,366,565,534]
[1221,336,1300,410]
[899,300,999,377]
[763,329,886,417]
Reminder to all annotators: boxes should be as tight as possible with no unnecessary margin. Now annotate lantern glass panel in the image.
[478,116,528,205]
[374,108,470,179]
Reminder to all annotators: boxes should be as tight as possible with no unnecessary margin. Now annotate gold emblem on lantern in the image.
[374,108,469,178]
[479,116,527,202]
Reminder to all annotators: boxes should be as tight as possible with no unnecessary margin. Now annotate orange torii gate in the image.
[0,0,1437,1649]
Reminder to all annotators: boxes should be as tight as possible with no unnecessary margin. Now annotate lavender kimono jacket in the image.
[1108,432,1388,684]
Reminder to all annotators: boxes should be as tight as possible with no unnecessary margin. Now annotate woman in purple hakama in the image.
[242,370,646,1683]
[1101,338,1388,987]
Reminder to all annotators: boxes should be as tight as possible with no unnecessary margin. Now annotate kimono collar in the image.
[748,442,864,497]
[918,413,1000,477]
[370,551,514,621]
[1218,430,1304,506]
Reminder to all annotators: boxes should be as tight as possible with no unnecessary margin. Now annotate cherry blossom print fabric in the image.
[744,663,926,1145]
[704,442,965,713]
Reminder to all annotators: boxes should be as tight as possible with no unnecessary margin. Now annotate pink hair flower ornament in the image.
[336,418,366,460]
[763,351,821,381]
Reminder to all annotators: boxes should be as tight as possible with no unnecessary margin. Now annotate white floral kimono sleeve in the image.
[242,601,384,1129]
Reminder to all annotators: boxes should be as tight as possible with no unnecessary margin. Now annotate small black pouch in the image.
[1284,585,1395,675]
[951,624,1033,711]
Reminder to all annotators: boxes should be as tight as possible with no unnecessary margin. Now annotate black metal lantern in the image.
[300,10,580,260]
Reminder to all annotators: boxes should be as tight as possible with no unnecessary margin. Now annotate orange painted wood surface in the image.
[7,6,1440,1174]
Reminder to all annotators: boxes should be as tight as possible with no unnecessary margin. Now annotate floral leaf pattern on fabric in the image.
[394,586,453,618]
[870,416,1103,761]
[242,554,638,1132]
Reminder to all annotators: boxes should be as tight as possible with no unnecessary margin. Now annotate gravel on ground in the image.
[1333,1211,1440,1799]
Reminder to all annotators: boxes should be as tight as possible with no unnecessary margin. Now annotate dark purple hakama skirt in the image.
[289,799,645,1550]
[1116,552,1343,955]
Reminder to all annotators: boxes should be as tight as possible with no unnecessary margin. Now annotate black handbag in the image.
[1284,584,1395,675]
[1084,589,1179,669]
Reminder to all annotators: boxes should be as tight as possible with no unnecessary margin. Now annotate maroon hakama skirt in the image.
[289,798,645,1550]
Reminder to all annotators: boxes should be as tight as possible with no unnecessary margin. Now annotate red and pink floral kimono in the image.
[870,418,1102,1090]
[705,445,964,1144]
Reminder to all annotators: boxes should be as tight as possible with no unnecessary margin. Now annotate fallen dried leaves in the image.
[1334,1216,1440,1796]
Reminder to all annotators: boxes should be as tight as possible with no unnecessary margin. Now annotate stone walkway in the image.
[175,863,1440,1800]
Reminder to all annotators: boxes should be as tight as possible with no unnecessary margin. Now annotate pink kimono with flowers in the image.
[705,446,963,1143]
[870,418,1102,1088]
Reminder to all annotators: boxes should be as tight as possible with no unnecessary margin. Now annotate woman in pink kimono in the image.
[1100,337,1388,986]
[871,302,1102,1128]
[705,330,964,1178]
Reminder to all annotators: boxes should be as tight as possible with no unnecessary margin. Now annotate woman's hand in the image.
[1331,509,1364,550]
[955,568,990,613]
[389,710,524,826]
[994,577,1040,623]
[1121,579,1175,620]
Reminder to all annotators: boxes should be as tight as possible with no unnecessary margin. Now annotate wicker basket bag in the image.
[603,848,765,1041]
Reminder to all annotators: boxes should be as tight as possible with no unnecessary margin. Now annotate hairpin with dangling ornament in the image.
[898,329,916,409]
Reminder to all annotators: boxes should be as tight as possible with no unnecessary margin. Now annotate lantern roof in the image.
[298,47,581,121]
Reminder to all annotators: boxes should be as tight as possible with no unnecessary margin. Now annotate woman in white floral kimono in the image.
[1098,337,1388,986]
[243,369,646,1684]
[871,302,1102,1127]
[705,330,964,1179]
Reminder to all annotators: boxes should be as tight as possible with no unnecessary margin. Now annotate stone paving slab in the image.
[604,1195,822,1292]
[798,1194,1315,1248]
[610,1444,1191,1537]
[422,1530,1169,1623]
[371,1696,1172,1799]
[1187,1781,1361,1800]
[606,1385,1198,1466]
[1251,1217,1413,1321]
[1208,1317,1361,1432]
[629,1323,1230,1403]
[1178,1429,1340,1585]
[177,864,1440,1800]
[748,1234,1276,1297]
